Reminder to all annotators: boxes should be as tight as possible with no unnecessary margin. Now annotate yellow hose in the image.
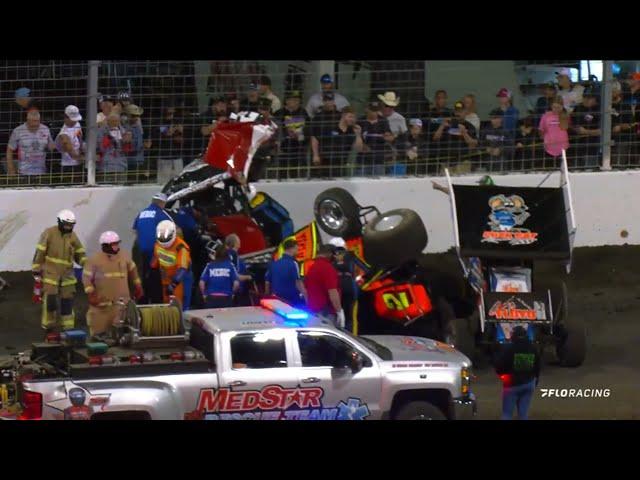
[138,305,181,337]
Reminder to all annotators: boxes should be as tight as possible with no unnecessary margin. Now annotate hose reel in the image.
[115,298,189,348]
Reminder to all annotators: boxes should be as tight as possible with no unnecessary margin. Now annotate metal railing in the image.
[0,60,637,188]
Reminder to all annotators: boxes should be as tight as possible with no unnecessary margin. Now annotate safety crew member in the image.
[225,234,253,306]
[32,209,87,332]
[265,238,307,307]
[328,237,367,332]
[494,326,541,420]
[199,241,240,308]
[150,220,193,310]
[82,231,143,337]
[132,192,174,303]
[303,243,345,328]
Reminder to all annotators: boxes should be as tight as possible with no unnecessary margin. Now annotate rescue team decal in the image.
[189,384,371,420]
[482,194,538,245]
[45,383,111,420]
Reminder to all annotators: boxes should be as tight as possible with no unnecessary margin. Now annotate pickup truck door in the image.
[213,329,303,420]
[291,329,383,420]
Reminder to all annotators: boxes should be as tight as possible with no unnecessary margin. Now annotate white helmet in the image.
[57,209,76,224]
[156,220,177,248]
[99,231,120,245]
[329,237,347,249]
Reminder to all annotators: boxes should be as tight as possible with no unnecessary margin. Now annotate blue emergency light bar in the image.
[260,298,309,321]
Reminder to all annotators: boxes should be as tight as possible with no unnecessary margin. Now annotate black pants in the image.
[205,295,233,308]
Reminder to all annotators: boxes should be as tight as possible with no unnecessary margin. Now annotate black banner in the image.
[483,292,551,323]
[453,185,570,260]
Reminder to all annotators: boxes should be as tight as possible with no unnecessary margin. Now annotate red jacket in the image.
[304,256,340,314]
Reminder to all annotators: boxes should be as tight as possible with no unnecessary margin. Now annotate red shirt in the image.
[304,256,340,314]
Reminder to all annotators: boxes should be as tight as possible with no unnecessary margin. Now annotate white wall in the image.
[1,171,639,272]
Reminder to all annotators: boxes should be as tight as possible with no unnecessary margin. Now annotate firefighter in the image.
[150,220,193,310]
[32,209,87,332]
[82,231,143,337]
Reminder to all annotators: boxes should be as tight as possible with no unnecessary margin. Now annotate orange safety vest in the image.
[151,237,191,282]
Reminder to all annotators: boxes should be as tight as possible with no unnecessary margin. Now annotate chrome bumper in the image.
[452,393,477,420]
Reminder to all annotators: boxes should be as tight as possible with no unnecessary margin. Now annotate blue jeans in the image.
[501,379,536,420]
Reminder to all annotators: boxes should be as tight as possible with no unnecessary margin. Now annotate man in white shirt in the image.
[258,76,282,113]
[305,73,350,118]
[378,91,408,138]
[556,67,584,114]
[57,105,84,177]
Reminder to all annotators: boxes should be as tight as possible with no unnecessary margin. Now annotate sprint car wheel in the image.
[314,188,362,239]
[362,209,428,267]
[394,401,446,420]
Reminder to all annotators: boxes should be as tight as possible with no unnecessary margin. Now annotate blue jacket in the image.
[200,259,238,297]
[132,203,173,258]
[265,254,302,306]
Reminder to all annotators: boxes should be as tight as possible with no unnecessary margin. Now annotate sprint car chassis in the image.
[444,152,586,367]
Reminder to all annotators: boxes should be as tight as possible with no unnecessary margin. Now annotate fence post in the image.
[600,60,613,171]
[86,60,100,186]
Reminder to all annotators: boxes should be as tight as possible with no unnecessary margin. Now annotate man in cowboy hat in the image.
[378,91,407,139]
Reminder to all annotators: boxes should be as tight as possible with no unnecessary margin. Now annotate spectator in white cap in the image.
[556,67,584,114]
[56,105,84,180]
[404,118,428,175]
[377,91,408,139]
[495,88,519,137]
[305,73,350,118]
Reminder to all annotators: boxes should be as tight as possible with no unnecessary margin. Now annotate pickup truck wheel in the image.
[394,401,446,420]
[362,209,428,267]
[553,281,586,367]
[314,188,362,239]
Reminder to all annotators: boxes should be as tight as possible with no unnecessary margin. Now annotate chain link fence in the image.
[0,60,638,188]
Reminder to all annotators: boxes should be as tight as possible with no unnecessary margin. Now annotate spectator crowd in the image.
[1,68,640,184]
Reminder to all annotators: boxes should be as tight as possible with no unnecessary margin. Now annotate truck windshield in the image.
[343,332,393,361]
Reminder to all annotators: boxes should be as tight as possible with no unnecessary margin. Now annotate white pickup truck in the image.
[0,300,476,420]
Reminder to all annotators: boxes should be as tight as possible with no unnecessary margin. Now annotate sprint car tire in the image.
[314,188,362,239]
[362,209,428,267]
[553,281,586,367]
[394,401,446,420]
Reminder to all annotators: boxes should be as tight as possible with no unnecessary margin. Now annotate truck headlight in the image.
[460,367,472,396]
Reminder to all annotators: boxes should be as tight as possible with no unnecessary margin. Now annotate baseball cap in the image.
[210,94,226,104]
[320,74,333,84]
[556,67,572,77]
[64,105,82,122]
[454,101,464,110]
[152,193,168,202]
[99,94,114,104]
[543,82,556,90]
[15,87,31,99]
[323,91,335,101]
[248,83,258,91]
[489,108,504,117]
[409,118,423,128]
[496,88,512,99]
[286,90,302,99]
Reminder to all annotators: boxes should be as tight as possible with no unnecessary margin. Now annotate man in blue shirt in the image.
[174,204,206,308]
[132,193,174,303]
[225,234,254,306]
[199,243,239,308]
[265,239,307,307]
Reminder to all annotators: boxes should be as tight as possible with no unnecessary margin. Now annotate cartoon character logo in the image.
[482,194,538,245]
[63,388,92,420]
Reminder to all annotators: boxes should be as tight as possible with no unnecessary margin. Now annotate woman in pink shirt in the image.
[538,96,569,169]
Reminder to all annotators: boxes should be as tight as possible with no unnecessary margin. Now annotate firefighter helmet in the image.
[57,209,76,234]
[99,231,120,245]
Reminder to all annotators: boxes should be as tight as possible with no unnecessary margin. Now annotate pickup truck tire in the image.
[362,209,428,267]
[552,281,586,367]
[314,188,362,239]
[394,401,446,420]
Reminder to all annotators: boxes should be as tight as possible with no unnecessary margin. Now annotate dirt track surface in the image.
[1,245,639,420]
